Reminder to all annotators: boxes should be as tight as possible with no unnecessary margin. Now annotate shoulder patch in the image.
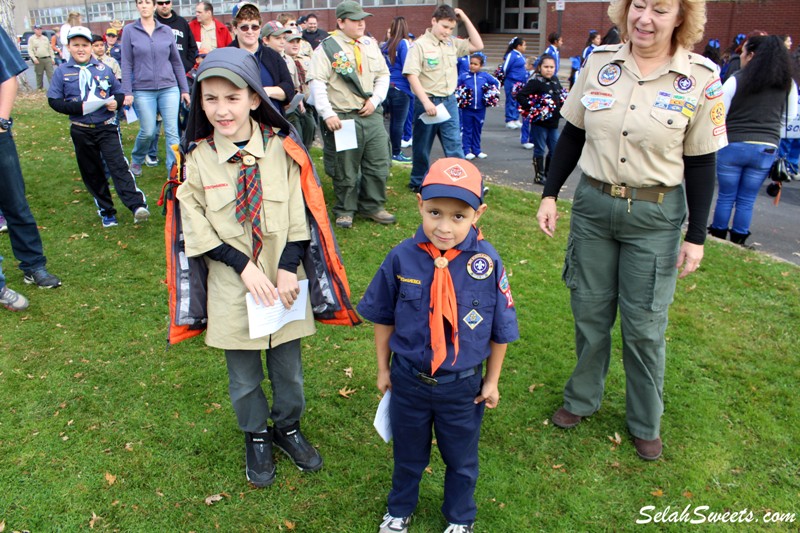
[689,53,719,74]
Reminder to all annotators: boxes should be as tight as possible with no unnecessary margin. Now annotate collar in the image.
[211,118,268,164]
[412,225,480,253]
[66,56,101,68]
[423,28,449,46]
[611,42,692,78]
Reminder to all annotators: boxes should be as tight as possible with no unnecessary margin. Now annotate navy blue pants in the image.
[461,107,486,157]
[388,357,485,525]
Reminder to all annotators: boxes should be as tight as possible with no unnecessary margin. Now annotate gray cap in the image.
[196,67,248,88]
[67,25,93,42]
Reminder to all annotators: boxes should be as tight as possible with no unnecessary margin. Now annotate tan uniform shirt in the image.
[100,55,122,80]
[402,29,470,97]
[562,43,728,187]
[29,34,54,59]
[177,119,315,350]
[308,32,389,113]
[284,53,300,91]
[200,24,218,51]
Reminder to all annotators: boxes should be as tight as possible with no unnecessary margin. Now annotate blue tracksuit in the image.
[457,70,500,156]
[502,49,527,122]
[358,226,519,525]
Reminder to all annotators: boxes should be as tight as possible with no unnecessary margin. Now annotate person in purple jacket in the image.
[458,53,499,160]
[121,0,190,177]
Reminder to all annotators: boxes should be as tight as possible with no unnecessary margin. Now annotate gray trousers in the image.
[34,57,54,90]
[224,339,305,434]
[561,175,685,440]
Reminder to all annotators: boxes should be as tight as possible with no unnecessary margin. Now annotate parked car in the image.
[19,29,57,61]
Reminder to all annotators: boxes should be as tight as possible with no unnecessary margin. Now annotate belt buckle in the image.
[609,185,627,198]
[417,372,438,386]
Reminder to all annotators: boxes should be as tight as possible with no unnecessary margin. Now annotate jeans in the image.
[386,86,411,156]
[711,142,777,235]
[531,125,559,158]
[779,138,800,174]
[403,95,415,142]
[0,131,47,274]
[0,255,5,289]
[131,87,180,172]
[224,339,306,433]
[409,95,464,188]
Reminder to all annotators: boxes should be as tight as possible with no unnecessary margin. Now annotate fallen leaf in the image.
[344,367,353,379]
[125,442,134,451]
[519,259,529,264]
[338,386,357,399]
[89,512,100,528]
[105,472,117,485]
[156,489,164,497]
[284,520,296,530]
[528,383,544,392]
[552,464,564,469]
[424,466,433,474]
[682,491,693,498]
[608,432,622,446]
[651,489,664,497]
[0,519,4,532]
[204,492,229,506]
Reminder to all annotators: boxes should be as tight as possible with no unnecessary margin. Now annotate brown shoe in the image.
[362,209,396,225]
[335,215,353,229]
[633,437,662,461]
[552,407,582,429]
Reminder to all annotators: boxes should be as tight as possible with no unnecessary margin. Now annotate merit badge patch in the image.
[467,253,494,280]
[713,124,727,136]
[443,162,469,183]
[673,75,695,93]
[709,102,725,126]
[704,78,723,99]
[498,267,513,308]
[597,64,622,86]
[463,309,484,330]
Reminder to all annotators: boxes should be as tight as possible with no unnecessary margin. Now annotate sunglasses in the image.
[156,1,171,4]
[238,24,261,32]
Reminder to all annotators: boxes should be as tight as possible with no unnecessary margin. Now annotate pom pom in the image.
[518,92,557,122]
[482,83,500,107]
[493,63,505,85]
[455,85,474,109]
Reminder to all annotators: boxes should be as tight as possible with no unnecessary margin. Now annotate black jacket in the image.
[155,10,198,73]
[230,39,294,112]
[302,29,327,50]
[516,74,564,129]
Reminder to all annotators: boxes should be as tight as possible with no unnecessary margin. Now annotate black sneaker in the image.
[272,424,323,472]
[23,268,62,289]
[245,431,276,487]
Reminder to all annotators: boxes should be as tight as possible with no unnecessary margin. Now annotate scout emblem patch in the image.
[704,78,723,99]
[467,253,494,280]
[498,267,513,307]
[463,309,483,330]
[673,75,695,93]
[709,102,725,126]
[443,162,469,183]
[426,56,440,68]
[580,90,615,111]
[331,51,354,74]
[597,64,622,86]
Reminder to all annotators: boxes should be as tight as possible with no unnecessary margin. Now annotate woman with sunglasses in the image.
[121,0,190,177]
[228,4,294,114]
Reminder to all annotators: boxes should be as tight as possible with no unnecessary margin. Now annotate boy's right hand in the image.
[377,368,392,393]
[240,261,279,307]
[423,100,437,116]
[324,116,342,131]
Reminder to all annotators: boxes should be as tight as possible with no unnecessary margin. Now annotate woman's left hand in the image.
[676,241,704,279]
[180,93,190,106]
[275,268,300,310]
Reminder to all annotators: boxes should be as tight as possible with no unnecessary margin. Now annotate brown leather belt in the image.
[586,175,678,204]
[71,117,117,128]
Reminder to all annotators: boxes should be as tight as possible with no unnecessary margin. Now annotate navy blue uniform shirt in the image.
[0,28,27,85]
[358,226,519,373]
[107,43,122,62]
[48,57,121,124]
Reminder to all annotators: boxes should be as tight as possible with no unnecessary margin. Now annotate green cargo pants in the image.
[287,107,316,150]
[560,175,686,440]
[318,109,391,218]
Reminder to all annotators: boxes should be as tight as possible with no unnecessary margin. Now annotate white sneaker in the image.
[134,206,150,224]
[379,513,412,533]
[505,121,518,129]
[401,139,412,148]
[443,524,474,533]
[522,143,534,149]
[477,152,488,159]
[465,153,476,160]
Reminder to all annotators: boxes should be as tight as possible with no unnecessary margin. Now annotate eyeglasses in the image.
[156,1,171,4]
[238,24,261,32]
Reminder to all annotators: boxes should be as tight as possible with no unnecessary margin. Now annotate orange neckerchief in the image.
[418,242,462,375]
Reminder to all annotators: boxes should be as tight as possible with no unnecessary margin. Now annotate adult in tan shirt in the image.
[536,0,725,462]
[29,26,55,90]
[308,1,394,229]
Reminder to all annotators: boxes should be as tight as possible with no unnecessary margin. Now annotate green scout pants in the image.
[287,108,316,150]
[560,175,686,440]
[319,109,391,218]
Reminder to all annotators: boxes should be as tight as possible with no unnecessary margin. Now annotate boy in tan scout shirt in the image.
[403,4,483,191]
[308,0,395,229]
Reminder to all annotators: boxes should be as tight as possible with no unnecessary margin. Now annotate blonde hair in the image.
[607,0,706,50]
[67,11,82,25]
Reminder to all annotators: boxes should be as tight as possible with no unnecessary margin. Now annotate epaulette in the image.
[688,53,719,73]
[590,43,624,54]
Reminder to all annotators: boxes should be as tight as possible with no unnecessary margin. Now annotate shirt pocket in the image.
[456,290,496,344]
[397,282,423,312]
[645,108,689,153]
[204,186,244,240]
[423,54,441,72]
[262,172,290,233]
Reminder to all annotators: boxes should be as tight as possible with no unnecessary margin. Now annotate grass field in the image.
[1,92,798,532]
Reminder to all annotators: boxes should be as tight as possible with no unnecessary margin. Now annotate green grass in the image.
[1,92,799,532]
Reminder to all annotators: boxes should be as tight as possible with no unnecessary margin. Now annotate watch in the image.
[0,117,12,131]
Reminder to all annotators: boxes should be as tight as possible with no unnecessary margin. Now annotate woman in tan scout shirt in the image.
[536,0,726,461]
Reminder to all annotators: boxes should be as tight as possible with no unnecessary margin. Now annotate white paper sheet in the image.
[82,96,113,115]
[334,119,358,151]
[245,279,309,339]
[285,93,305,114]
[373,390,392,443]
[124,105,138,124]
[418,103,451,125]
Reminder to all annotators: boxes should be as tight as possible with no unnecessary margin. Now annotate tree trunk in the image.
[1,0,33,91]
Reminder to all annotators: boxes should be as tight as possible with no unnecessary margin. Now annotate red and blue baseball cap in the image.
[420,158,484,210]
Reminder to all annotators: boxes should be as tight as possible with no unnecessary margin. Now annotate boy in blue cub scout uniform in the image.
[358,158,519,533]
[48,26,149,228]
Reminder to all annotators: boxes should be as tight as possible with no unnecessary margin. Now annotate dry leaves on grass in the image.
[682,491,693,498]
[204,492,230,506]
[0,519,5,532]
[528,383,544,392]
[344,367,353,379]
[105,472,117,486]
[88,512,101,528]
[283,520,296,530]
[608,432,622,450]
[338,386,357,399]
[651,489,664,497]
